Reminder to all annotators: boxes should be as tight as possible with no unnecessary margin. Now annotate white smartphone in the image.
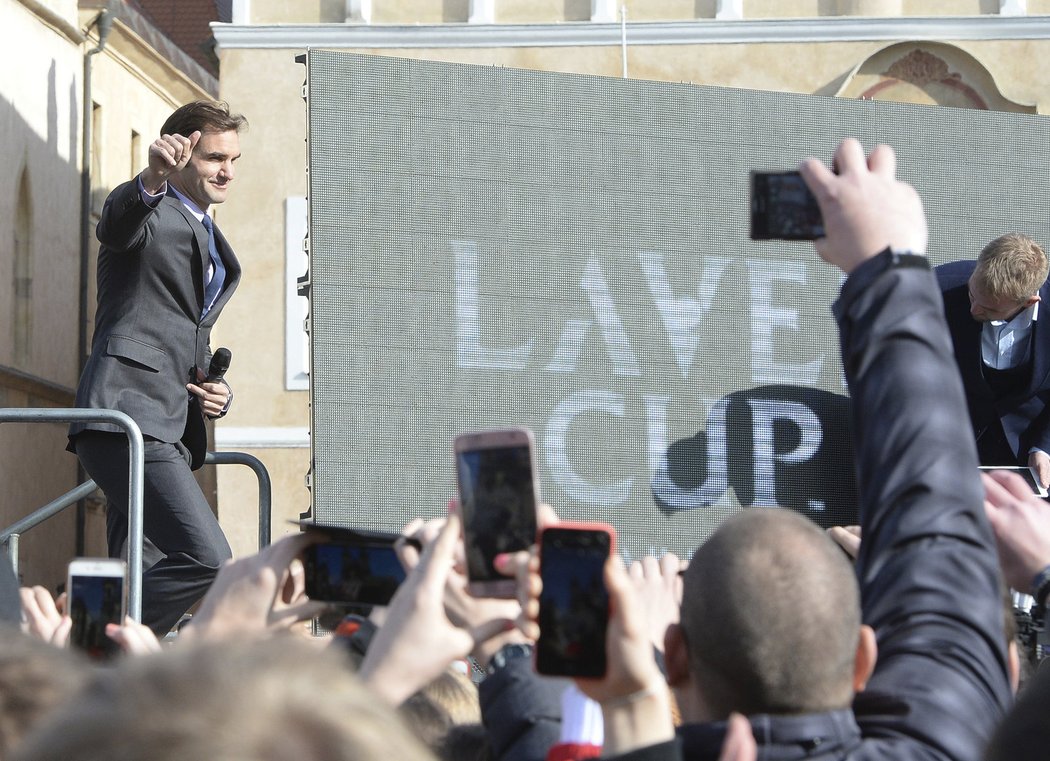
[67,557,127,658]
[979,466,1049,498]
[454,427,541,597]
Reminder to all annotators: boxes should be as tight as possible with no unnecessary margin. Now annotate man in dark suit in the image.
[69,101,246,636]
[936,232,1050,487]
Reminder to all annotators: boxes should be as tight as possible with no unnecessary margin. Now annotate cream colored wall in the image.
[0,0,85,590]
[213,48,313,556]
[313,37,1050,108]
[250,0,346,23]
[246,0,1034,23]
[1,1,81,384]
[219,448,312,554]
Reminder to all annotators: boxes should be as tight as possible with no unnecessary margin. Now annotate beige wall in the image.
[1,0,87,589]
[246,0,1049,23]
[1,1,82,384]
[214,48,312,555]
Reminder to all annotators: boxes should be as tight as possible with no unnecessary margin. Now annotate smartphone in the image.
[67,558,127,659]
[300,523,412,606]
[535,523,615,678]
[454,427,541,597]
[750,170,825,241]
[979,466,1049,498]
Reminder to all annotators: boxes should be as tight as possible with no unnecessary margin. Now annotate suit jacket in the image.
[936,259,1050,463]
[69,179,241,466]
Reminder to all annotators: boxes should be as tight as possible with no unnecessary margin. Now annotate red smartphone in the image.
[535,522,616,678]
[454,427,541,598]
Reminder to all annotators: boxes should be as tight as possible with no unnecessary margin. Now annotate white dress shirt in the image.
[982,301,1038,370]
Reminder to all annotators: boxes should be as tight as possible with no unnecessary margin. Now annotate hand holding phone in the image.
[536,523,615,678]
[300,524,414,606]
[454,427,541,598]
[67,558,127,659]
[750,170,825,241]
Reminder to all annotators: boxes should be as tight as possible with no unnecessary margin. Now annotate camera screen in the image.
[750,171,825,241]
[457,445,538,582]
[69,575,123,658]
[536,528,610,677]
[303,542,406,605]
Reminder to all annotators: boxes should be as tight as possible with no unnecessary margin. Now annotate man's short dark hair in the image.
[680,508,861,717]
[160,100,247,138]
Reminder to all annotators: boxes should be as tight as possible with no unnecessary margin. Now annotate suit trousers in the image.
[73,431,232,636]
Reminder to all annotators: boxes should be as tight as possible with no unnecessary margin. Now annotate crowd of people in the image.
[3,131,1050,760]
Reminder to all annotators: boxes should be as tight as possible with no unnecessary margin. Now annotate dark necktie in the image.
[201,213,226,316]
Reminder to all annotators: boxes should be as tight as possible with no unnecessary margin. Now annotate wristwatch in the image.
[486,642,533,677]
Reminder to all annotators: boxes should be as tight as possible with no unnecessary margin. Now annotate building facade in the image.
[1,0,215,588]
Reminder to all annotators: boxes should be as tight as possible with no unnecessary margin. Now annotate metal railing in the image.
[0,408,145,620]
[205,451,272,549]
[1,408,274,623]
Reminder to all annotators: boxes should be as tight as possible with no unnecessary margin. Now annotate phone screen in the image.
[457,444,538,584]
[750,171,825,241]
[69,574,124,658]
[978,466,1049,498]
[536,527,612,678]
[303,542,406,605]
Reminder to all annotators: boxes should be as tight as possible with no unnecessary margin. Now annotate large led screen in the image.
[305,50,1050,560]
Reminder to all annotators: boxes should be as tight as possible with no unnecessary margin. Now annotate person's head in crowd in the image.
[0,628,93,758]
[400,691,455,750]
[418,667,481,725]
[400,667,482,750]
[12,637,436,761]
[665,508,875,720]
[969,233,1048,322]
[438,722,493,761]
[985,662,1050,760]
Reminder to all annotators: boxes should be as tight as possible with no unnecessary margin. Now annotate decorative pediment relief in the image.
[836,42,1036,113]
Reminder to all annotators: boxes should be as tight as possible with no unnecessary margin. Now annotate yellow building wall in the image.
[1,0,87,590]
[246,0,1034,23]
[214,48,313,555]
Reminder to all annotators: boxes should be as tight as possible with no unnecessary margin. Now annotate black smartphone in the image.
[67,558,127,659]
[750,170,825,241]
[454,427,541,598]
[536,523,615,678]
[299,524,412,606]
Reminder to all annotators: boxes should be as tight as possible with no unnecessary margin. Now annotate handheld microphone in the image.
[205,347,232,383]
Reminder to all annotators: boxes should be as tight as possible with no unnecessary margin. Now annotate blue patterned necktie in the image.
[200,213,226,317]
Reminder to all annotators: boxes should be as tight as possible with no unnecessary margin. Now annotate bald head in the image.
[680,509,861,717]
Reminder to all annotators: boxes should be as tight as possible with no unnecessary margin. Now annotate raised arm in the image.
[801,138,1012,758]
